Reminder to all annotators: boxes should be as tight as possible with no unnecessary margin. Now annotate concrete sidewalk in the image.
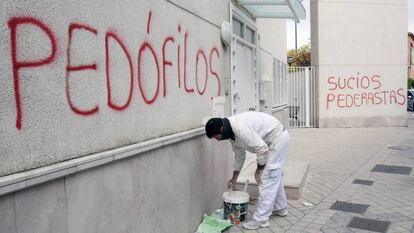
[225,114,414,233]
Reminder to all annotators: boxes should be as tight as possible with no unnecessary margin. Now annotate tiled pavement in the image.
[225,114,414,233]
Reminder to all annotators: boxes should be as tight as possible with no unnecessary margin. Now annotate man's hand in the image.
[255,165,265,185]
[227,178,237,190]
[227,170,240,190]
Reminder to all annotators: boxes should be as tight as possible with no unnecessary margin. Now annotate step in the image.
[234,153,310,200]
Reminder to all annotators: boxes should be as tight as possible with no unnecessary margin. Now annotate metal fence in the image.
[288,66,317,128]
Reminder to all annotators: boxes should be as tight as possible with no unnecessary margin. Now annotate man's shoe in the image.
[242,220,270,230]
[272,208,288,217]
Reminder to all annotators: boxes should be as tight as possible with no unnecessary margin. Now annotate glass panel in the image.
[245,27,255,44]
[245,5,292,17]
[232,18,244,38]
[238,0,286,4]
[288,0,306,19]
[239,0,306,21]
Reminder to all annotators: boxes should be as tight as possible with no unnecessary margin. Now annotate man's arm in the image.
[233,146,246,171]
[235,125,269,185]
[228,146,246,189]
[228,170,240,190]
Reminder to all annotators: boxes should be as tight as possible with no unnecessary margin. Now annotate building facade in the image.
[311,0,408,127]
[408,32,414,81]
[0,1,296,232]
[2,0,408,231]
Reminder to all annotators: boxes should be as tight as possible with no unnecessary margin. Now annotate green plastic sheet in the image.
[196,214,233,233]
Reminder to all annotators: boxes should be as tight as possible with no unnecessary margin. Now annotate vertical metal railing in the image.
[272,59,318,128]
[273,59,288,107]
[288,66,316,128]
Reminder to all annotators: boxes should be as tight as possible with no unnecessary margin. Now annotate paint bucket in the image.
[222,191,249,224]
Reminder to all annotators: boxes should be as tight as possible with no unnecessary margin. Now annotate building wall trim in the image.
[0,127,205,196]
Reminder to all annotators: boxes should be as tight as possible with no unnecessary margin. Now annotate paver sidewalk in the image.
[225,114,414,233]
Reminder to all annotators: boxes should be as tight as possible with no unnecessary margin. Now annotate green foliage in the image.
[287,43,311,67]
[408,78,414,89]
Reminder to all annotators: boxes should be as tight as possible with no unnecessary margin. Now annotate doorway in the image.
[230,5,258,115]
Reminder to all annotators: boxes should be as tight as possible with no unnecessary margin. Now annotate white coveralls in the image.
[228,112,290,222]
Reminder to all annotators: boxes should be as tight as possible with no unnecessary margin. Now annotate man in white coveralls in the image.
[205,111,289,230]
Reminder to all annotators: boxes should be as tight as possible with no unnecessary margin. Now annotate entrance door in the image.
[230,5,258,115]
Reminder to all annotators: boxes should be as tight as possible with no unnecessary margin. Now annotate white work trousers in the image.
[253,129,290,222]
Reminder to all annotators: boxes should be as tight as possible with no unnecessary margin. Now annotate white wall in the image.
[0,136,232,233]
[257,18,289,126]
[0,1,233,232]
[257,18,287,62]
[311,0,408,127]
[0,0,229,175]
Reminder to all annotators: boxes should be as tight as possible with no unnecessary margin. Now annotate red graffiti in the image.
[138,42,160,104]
[326,74,405,109]
[5,13,222,130]
[66,23,99,116]
[162,36,174,97]
[147,10,152,34]
[8,17,57,130]
[195,49,208,95]
[105,31,134,110]
[209,47,220,96]
[327,74,381,91]
[183,32,194,93]
[177,44,182,89]
[177,24,182,89]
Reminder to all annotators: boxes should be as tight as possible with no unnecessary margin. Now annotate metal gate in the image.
[288,67,317,127]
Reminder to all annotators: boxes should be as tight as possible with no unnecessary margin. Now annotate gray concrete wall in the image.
[0,0,229,176]
[0,1,295,231]
[0,0,233,232]
[0,136,232,233]
[311,0,408,127]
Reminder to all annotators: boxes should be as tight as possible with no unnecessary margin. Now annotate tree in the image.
[287,43,311,67]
